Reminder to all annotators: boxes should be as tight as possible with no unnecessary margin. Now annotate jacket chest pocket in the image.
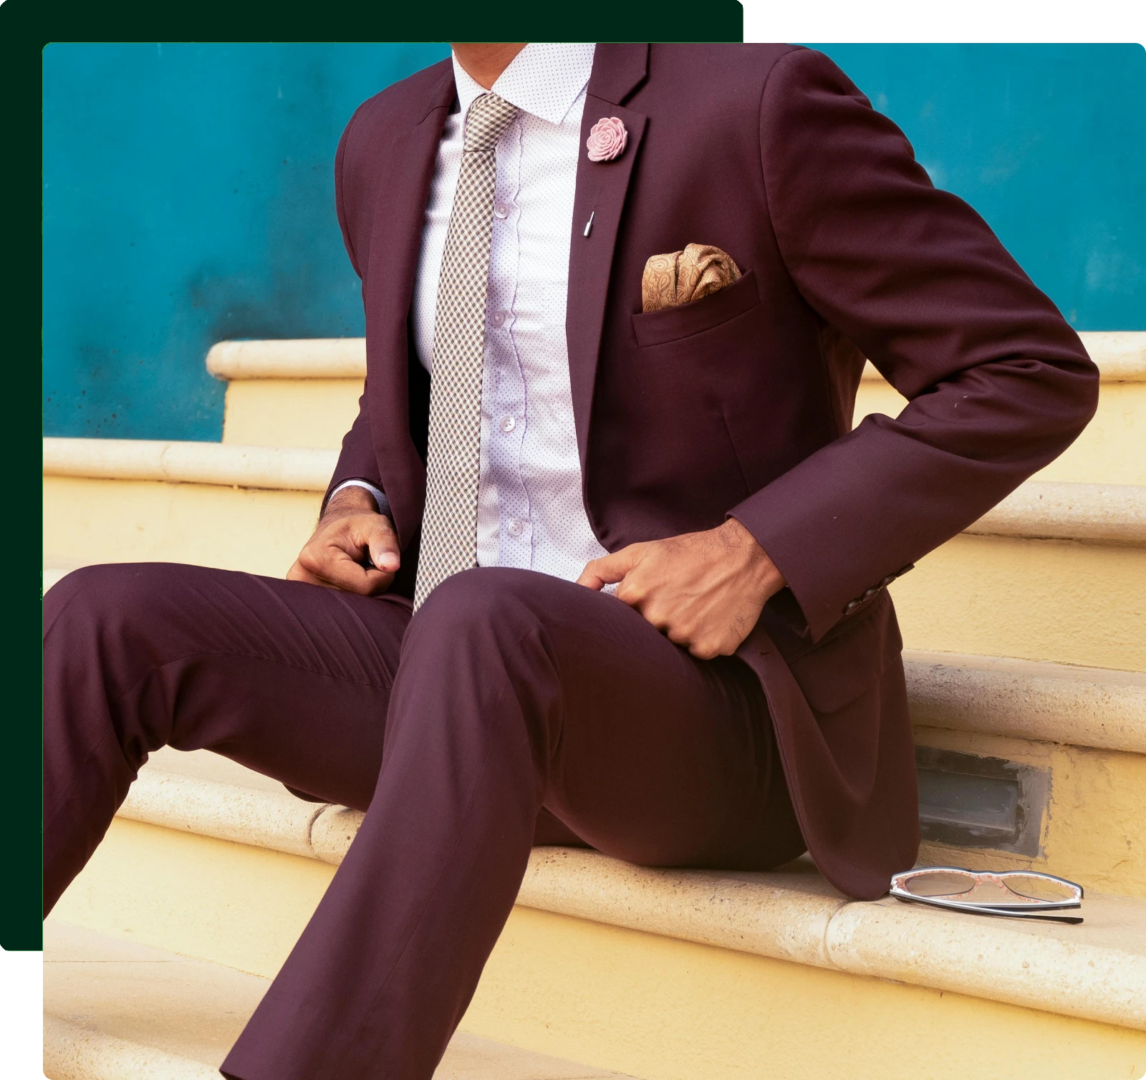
[630,269,761,350]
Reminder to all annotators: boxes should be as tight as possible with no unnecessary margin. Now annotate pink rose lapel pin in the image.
[586,117,628,162]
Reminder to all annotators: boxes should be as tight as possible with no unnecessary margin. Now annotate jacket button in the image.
[862,587,877,600]
[881,575,896,587]
[844,600,860,614]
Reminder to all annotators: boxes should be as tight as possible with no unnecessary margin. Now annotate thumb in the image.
[359,518,401,573]
[576,545,643,590]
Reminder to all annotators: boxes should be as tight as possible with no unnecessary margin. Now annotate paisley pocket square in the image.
[641,243,742,313]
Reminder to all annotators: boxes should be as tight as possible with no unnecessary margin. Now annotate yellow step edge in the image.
[43,438,336,492]
[45,1015,219,1080]
[903,650,1146,754]
[204,332,1146,382]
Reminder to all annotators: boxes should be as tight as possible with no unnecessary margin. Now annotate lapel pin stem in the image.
[583,211,595,238]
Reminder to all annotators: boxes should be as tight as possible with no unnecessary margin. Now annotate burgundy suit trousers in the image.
[43,562,805,1080]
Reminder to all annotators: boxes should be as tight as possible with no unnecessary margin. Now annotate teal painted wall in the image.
[43,43,451,441]
[810,43,1144,332]
[43,43,1144,443]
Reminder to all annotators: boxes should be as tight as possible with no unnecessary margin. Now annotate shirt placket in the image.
[483,116,532,569]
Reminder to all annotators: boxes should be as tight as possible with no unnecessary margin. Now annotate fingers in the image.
[576,545,645,590]
[292,512,399,596]
[297,545,391,595]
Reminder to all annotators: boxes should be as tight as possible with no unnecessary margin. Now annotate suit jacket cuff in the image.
[728,440,917,644]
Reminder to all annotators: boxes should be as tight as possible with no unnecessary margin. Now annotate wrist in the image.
[324,485,381,520]
[721,517,785,596]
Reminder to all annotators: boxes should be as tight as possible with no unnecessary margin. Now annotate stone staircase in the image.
[42,333,1146,1078]
[44,921,633,1080]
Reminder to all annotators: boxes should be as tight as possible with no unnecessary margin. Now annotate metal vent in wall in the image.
[915,746,1050,858]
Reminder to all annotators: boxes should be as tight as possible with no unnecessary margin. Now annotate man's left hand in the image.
[577,518,785,659]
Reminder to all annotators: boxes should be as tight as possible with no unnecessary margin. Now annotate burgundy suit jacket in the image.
[326,44,1098,899]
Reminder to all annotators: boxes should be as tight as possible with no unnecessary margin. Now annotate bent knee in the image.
[414,567,554,631]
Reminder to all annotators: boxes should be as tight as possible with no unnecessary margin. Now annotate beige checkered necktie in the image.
[413,92,520,610]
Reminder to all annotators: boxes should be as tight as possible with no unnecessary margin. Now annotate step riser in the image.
[219,376,1146,488]
[44,475,1146,670]
[53,821,1146,1080]
[890,532,1146,670]
[856,380,1146,486]
[222,379,363,450]
[913,726,1146,897]
[43,476,321,579]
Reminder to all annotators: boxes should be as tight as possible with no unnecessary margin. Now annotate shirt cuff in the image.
[329,479,391,518]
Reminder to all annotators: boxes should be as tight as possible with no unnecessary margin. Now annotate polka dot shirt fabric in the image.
[410,43,610,583]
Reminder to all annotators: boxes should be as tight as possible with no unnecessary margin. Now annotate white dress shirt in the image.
[338,43,609,582]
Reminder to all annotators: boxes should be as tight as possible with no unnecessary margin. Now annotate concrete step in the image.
[42,436,1146,669]
[208,338,366,450]
[52,755,1146,1080]
[904,651,1146,896]
[206,334,1146,487]
[43,921,635,1080]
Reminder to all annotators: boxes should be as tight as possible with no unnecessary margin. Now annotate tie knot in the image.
[463,93,519,154]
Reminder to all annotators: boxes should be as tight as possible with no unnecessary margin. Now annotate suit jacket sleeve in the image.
[322,110,385,514]
[729,48,1099,642]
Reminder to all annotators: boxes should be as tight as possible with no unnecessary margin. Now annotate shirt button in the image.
[494,202,511,219]
[499,415,516,433]
[507,519,524,537]
[490,310,507,328]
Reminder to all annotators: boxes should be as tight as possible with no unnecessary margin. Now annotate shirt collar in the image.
[451,43,596,127]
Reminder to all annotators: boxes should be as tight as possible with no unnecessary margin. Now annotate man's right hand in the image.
[287,485,400,595]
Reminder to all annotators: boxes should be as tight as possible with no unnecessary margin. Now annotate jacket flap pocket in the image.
[786,595,900,715]
[631,269,759,348]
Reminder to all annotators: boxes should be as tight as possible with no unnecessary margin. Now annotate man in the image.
[43,42,1098,1080]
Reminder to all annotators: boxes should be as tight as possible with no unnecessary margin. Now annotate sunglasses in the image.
[890,867,1084,924]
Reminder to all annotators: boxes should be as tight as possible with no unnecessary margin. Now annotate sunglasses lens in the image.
[901,871,975,897]
[1005,874,1079,903]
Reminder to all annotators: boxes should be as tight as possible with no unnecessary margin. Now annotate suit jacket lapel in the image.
[566,44,649,466]
[364,65,455,548]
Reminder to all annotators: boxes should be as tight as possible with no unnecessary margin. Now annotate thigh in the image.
[472,570,804,871]
[45,562,412,811]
